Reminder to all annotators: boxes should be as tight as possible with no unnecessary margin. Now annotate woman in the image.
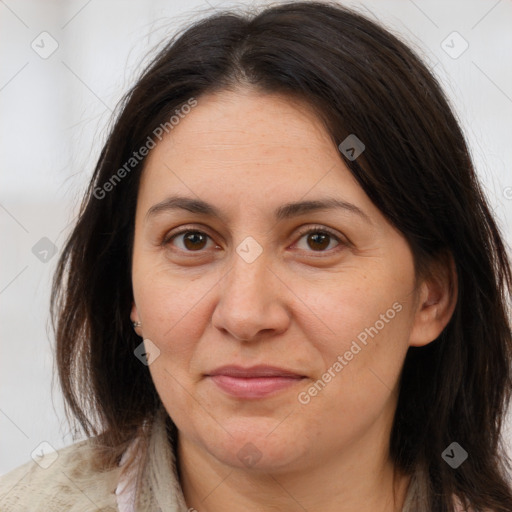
[1,1,511,511]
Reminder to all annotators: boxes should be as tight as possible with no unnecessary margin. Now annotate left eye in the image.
[294,228,342,252]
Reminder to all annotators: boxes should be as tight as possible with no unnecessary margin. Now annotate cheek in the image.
[294,294,410,444]
[293,266,413,402]
[294,265,410,351]
[135,278,204,351]
[133,272,212,419]
[132,261,222,384]
[133,247,198,327]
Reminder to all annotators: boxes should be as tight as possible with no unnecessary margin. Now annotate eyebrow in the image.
[145,195,372,224]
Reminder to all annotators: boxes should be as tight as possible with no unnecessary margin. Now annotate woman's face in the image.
[130,88,431,472]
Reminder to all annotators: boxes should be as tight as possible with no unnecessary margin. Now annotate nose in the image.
[210,248,291,342]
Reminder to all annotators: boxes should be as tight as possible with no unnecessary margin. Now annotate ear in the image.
[408,251,458,347]
[130,301,139,324]
[130,301,143,337]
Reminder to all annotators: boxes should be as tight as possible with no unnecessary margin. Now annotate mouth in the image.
[205,365,307,399]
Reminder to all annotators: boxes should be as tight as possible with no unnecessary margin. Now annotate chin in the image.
[202,419,309,472]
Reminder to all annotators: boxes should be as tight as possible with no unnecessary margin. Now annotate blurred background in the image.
[1,0,511,474]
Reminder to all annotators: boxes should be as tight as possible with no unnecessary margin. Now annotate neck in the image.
[177,432,411,512]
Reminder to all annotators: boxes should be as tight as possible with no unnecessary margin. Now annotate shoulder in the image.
[0,438,121,511]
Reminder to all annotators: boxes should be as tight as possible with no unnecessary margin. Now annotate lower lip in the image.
[208,375,304,399]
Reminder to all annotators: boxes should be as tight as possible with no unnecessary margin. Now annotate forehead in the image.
[137,88,373,220]
[147,89,335,166]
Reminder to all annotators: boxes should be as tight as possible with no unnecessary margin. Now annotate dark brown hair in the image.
[51,1,512,510]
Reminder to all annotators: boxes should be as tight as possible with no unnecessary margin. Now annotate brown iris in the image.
[307,232,331,251]
[183,232,208,251]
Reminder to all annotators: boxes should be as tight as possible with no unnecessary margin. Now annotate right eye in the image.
[162,228,219,253]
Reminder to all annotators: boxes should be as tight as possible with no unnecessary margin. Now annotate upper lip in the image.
[206,365,305,378]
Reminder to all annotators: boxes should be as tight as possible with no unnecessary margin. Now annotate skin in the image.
[130,87,457,512]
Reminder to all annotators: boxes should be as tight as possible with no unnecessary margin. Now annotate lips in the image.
[206,365,306,399]
[207,365,304,378]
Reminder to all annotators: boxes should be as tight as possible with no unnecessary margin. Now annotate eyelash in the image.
[161,225,347,256]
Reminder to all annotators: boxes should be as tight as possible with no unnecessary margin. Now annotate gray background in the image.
[1,0,511,474]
